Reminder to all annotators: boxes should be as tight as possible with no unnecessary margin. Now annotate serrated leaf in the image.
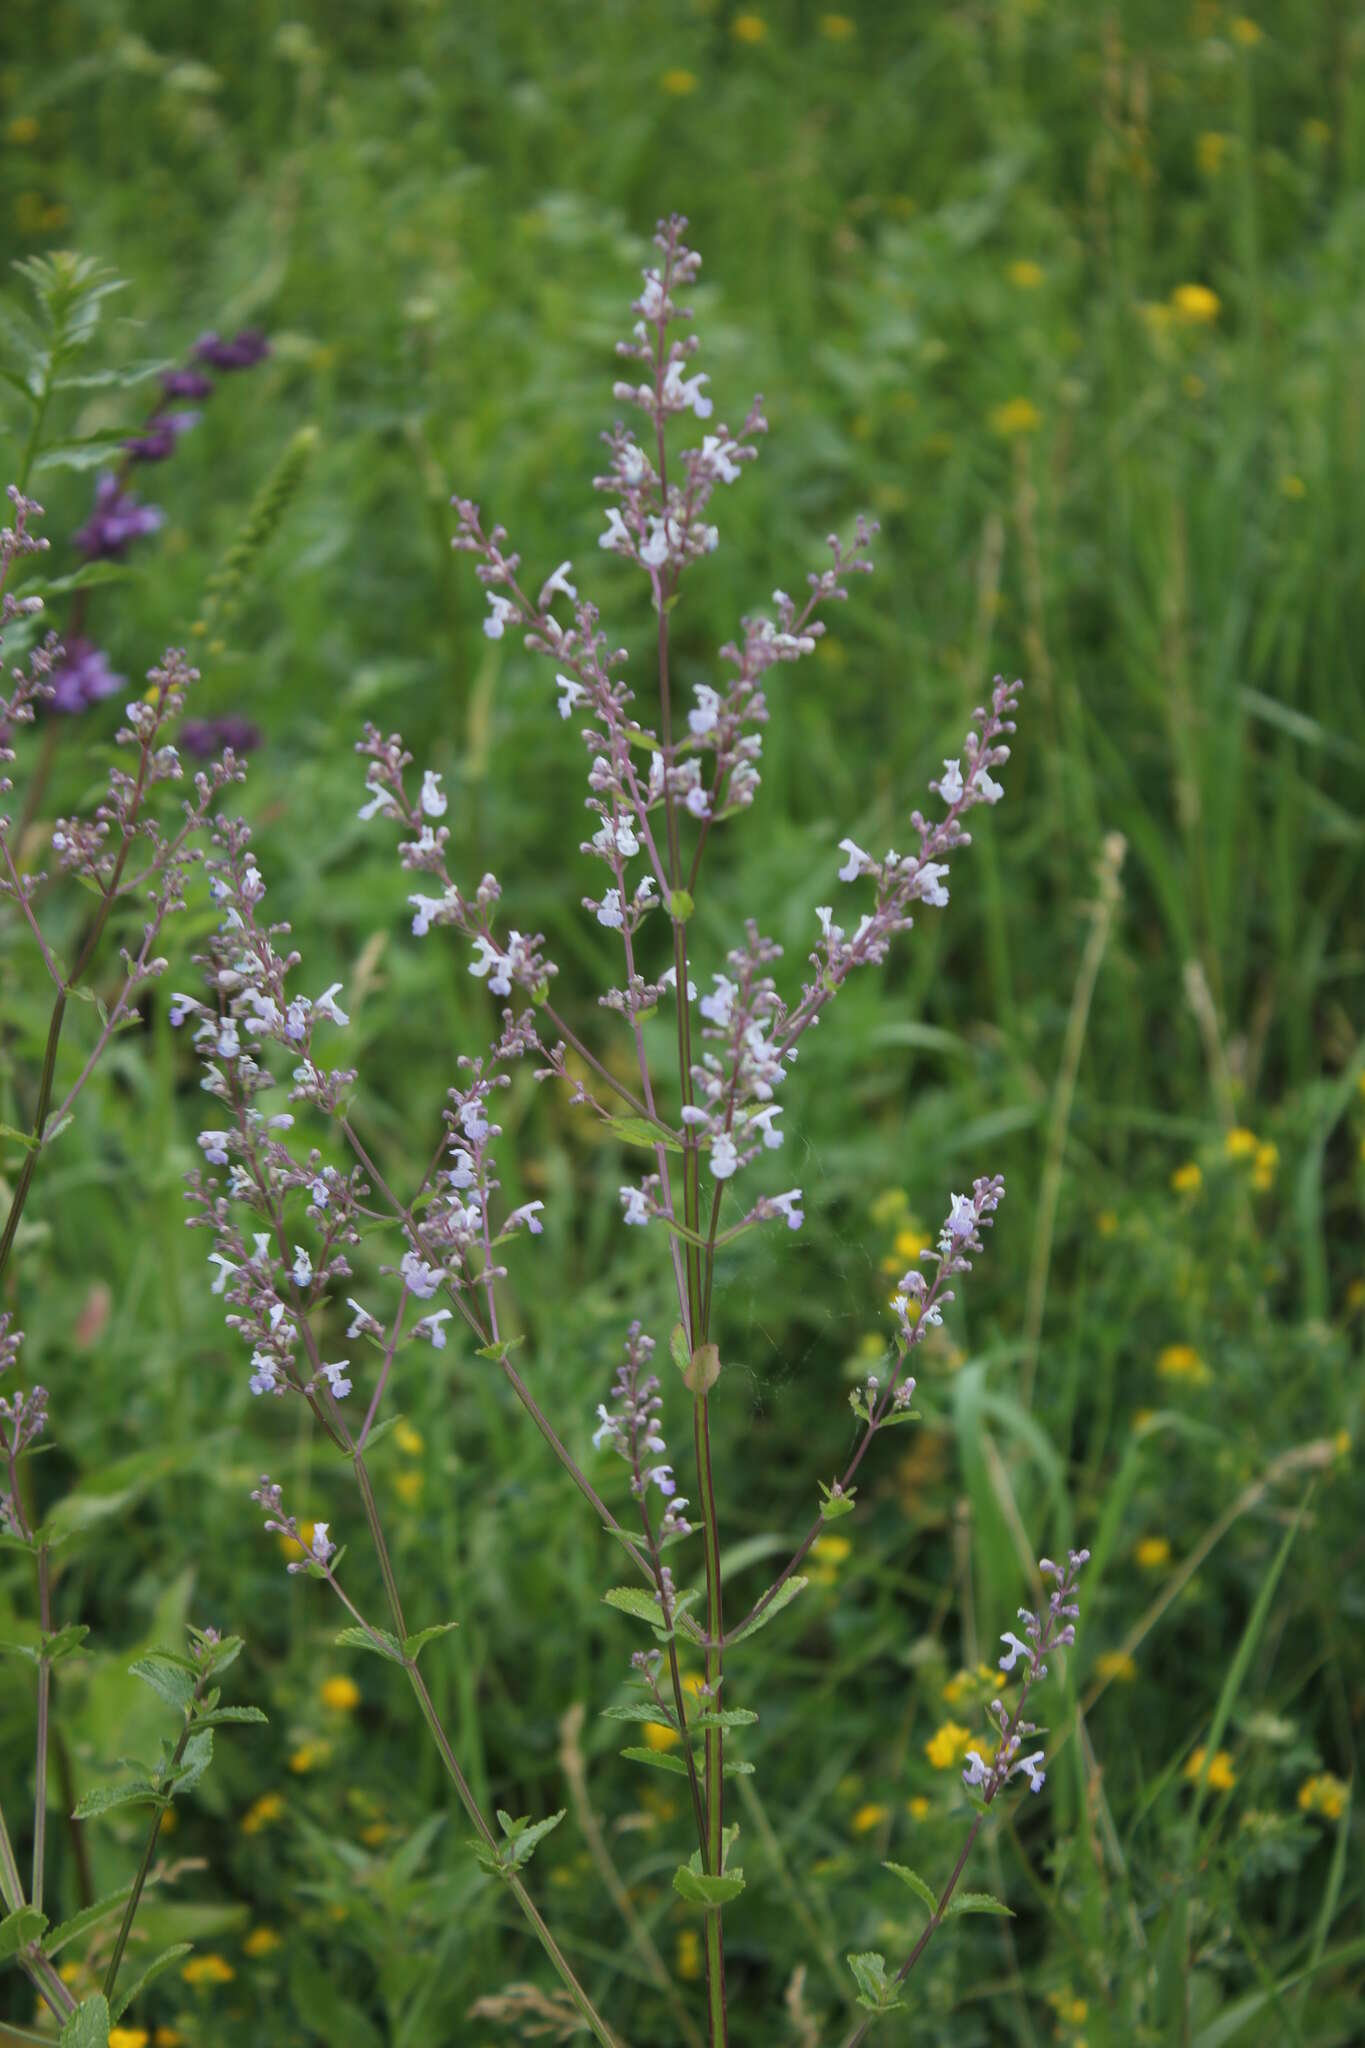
[354,1412,404,1454]
[43,1623,91,1663]
[603,1586,669,1627]
[672,1865,745,1907]
[884,1863,938,1915]
[0,1123,41,1153]
[168,1729,213,1795]
[334,1625,404,1663]
[600,1702,681,1727]
[402,1622,458,1662]
[690,1708,759,1729]
[621,1745,690,1777]
[474,1338,525,1362]
[130,1653,195,1711]
[0,1906,48,1960]
[194,1705,268,1729]
[34,436,131,473]
[73,1779,165,1820]
[60,1992,110,2047]
[942,1890,1013,1920]
[111,1943,193,2024]
[44,1886,133,1956]
[847,1951,903,2012]
[504,1810,564,1871]
[818,1483,857,1521]
[726,1575,809,1645]
[605,1114,682,1153]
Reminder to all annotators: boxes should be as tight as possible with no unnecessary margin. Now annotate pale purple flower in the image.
[124,411,199,463]
[540,560,577,604]
[309,1520,334,1562]
[319,1361,352,1399]
[505,1201,544,1236]
[415,1310,452,1348]
[47,638,124,714]
[400,1250,442,1299]
[937,758,964,805]
[710,1132,738,1180]
[420,770,447,817]
[483,593,516,639]
[837,837,868,882]
[291,1245,312,1289]
[946,1193,976,1240]
[770,1189,804,1230]
[998,1630,1031,1672]
[199,1131,231,1165]
[596,889,624,930]
[73,475,163,559]
[620,1185,650,1227]
[556,673,586,719]
[194,328,271,371]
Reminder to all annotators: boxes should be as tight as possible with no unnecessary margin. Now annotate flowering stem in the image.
[102,1669,208,2007]
[692,1387,728,2048]
[836,1811,989,2048]
[347,1447,627,2048]
[31,1546,51,1913]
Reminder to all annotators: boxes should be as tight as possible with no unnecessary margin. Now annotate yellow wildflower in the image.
[893,1225,930,1261]
[7,116,40,145]
[154,2032,186,2047]
[1251,1141,1278,1190]
[814,1533,851,1564]
[857,1331,885,1359]
[241,1790,285,1834]
[906,1794,930,1820]
[851,1802,887,1834]
[109,2030,150,2048]
[681,1671,707,1697]
[394,1469,423,1505]
[1133,1408,1156,1431]
[1224,1127,1258,1159]
[1135,1536,1171,1570]
[869,1187,909,1225]
[1007,259,1044,288]
[1334,1429,1352,1458]
[821,13,856,38]
[1302,117,1330,146]
[181,1954,235,1986]
[394,1421,424,1455]
[989,396,1041,438]
[1279,474,1306,500]
[1096,1209,1118,1236]
[1170,1161,1202,1195]
[1297,1773,1347,1821]
[1048,1992,1089,2026]
[925,1721,973,1770]
[676,1927,703,1980]
[660,68,698,95]
[1230,16,1262,45]
[1171,283,1221,325]
[1196,131,1228,175]
[361,1820,391,1846]
[1157,1343,1209,1384]
[1185,1746,1236,1790]
[643,1720,680,1751]
[288,1741,330,1774]
[243,1927,282,1957]
[732,13,768,42]
[320,1674,361,1712]
[1096,1650,1137,1683]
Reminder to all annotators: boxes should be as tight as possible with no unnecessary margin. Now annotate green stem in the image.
[102,1678,205,2006]
[693,1389,727,2048]
[32,1546,51,1913]
[349,1449,627,2048]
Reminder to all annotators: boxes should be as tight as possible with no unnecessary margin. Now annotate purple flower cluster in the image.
[960,1549,1090,1801]
[72,472,164,560]
[195,328,271,372]
[46,636,123,716]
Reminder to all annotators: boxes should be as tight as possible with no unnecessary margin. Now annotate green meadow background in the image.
[1,1,1362,2043]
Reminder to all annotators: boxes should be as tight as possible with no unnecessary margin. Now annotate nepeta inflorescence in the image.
[185,216,1082,2046]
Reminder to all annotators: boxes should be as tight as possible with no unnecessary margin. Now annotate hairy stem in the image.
[31,1546,51,1912]
[102,1671,207,2007]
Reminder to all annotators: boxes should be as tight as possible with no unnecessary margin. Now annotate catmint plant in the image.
[1,488,266,2039]
[186,216,1086,2044]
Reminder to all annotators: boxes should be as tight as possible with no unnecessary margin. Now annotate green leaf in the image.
[473,1810,565,1876]
[670,1323,690,1376]
[600,1702,680,1727]
[44,1623,92,1664]
[474,1338,525,1362]
[334,1625,404,1663]
[602,1585,704,1642]
[0,1907,48,1960]
[668,889,695,922]
[43,1887,133,1957]
[726,1576,809,1645]
[884,1863,938,1916]
[354,1412,405,1454]
[73,1779,166,1820]
[605,1114,682,1153]
[942,1890,1014,1920]
[34,435,131,474]
[194,1705,268,1729]
[60,1993,110,2048]
[0,1123,40,1154]
[672,1865,745,1907]
[620,1745,689,1777]
[402,1622,458,1662]
[690,1708,759,1729]
[847,1952,903,2013]
[110,1944,194,2024]
[130,1653,195,1711]
[168,1728,213,1795]
[818,1482,857,1521]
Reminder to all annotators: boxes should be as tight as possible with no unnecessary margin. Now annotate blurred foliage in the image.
[0,1,1362,2043]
